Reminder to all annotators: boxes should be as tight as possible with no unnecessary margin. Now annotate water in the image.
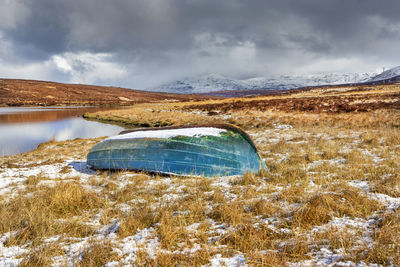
[0,107,125,156]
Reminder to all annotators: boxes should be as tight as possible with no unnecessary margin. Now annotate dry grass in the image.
[157,209,190,250]
[77,240,118,267]
[312,227,359,254]
[371,173,400,197]
[0,182,103,246]
[1,84,400,265]
[249,199,280,217]
[350,209,400,265]
[221,224,275,254]
[118,205,159,238]
[292,184,382,229]
[152,249,211,266]
[19,244,65,267]
[246,251,289,267]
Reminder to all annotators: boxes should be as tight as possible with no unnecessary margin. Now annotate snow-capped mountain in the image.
[150,74,246,93]
[243,72,373,91]
[149,66,400,94]
[149,73,374,94]
[368,66,400,82]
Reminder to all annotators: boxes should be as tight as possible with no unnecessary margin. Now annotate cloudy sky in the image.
[0,0,399,89]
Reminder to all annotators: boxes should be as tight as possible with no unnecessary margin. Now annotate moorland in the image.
[1,82,400,266]
[0,79,213,106]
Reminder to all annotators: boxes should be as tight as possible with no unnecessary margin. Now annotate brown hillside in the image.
[0,79,216,106]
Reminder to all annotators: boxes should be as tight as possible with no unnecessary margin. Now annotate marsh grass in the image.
[221,223,275,251]
[277,184,306,204]
[0,182,103,246]
[1,84,400,265]
[351,210,400,265]
[246,251,288,267]
[153,249,212,266]
[118,205,159,238]
[292,184,382,229]
[312,227,358,253]
[157,209,190,250]
[77,240,118,267]
[19,244,65,267]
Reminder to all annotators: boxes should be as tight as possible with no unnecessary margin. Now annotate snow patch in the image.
[348,180,370,191]
[209,253,246,267]
[107,127,227,140]
[368,192,400,211]
[273,123,293,130]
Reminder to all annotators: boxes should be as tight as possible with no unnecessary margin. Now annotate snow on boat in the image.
[86,124,267,177]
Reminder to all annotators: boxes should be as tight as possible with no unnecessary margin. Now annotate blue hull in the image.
[87,125,267,177]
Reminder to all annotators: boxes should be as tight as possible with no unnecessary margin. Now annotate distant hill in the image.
[368,66,400,83]
[0,79,214,106]
[149,67,400,94]
[149,72,377,94]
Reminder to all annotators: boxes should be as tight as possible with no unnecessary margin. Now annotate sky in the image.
[0,0,399,89]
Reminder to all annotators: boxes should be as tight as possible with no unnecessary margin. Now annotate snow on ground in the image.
[209,253,246,267]
[369,193,400,211]
[0,245,27,266]
[0,232,27,266]
[0,123,399,266]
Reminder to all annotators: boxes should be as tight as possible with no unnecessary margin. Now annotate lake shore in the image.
[1,83,400,265]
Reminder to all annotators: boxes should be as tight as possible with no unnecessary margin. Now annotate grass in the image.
[351,210,400,265]
[1,83,400,265]
[221,224,276,254]
[312,227,357,253]
[77,240,118,267]
[291,184,382,229]
[0,182,103,246]
[19,244,65,267]
[118,204,159,238]
[152,249,211,266]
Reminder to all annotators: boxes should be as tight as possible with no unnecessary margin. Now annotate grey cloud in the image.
[1,0,400,87]
[5,0,70,56]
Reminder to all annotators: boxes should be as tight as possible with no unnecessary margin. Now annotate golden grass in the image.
[152,249,211,266]
[157,209,190,250]
[277,184,306,204]
[0,182,103,246]
[221,224,275,254]
[19,244,65,267]
[292,184,382,229]
[77,240,118,267]
[312,227,358,253]
[118,205,159,238]
[351,210,400,265]
[367,210,400,265]
[372,173,400,197]
[246,251,288,267]
[248,199,280,217]
[1,84,400,265]
[210,201,254,227]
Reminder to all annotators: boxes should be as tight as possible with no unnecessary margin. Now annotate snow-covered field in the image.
[1,108,399,266]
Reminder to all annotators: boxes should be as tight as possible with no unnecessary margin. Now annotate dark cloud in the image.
[3,0,70,60]
[1,0,399,87]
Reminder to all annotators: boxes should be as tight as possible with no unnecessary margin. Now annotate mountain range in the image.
[149,66,400,94]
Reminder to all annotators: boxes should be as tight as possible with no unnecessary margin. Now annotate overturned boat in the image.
[87,124,267,177]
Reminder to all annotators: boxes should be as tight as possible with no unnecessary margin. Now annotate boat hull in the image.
[87,125,267,177]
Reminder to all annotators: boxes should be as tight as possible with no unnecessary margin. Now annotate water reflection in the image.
[0,106,112,124]
[0,107,125,156]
